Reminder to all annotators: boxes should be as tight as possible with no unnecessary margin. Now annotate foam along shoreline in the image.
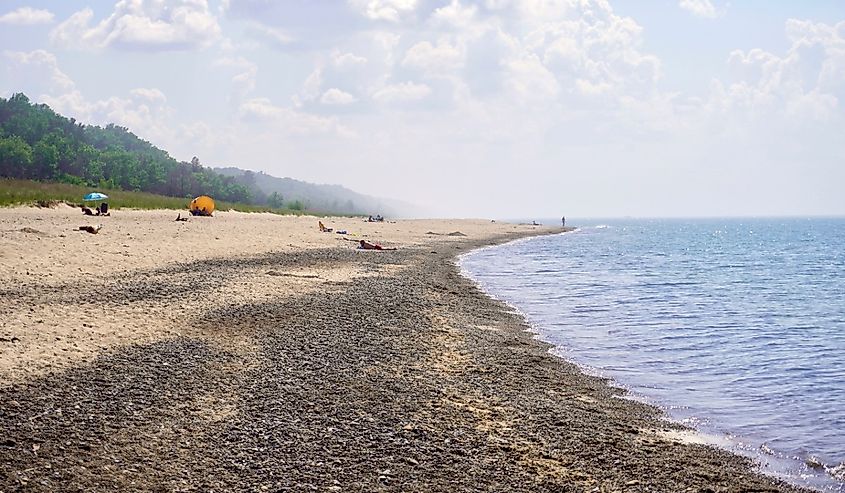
[0,207,810,491]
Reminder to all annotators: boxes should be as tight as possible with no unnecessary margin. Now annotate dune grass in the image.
[0,179,304,215]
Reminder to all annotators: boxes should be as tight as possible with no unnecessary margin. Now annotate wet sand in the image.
[0,207,810,491]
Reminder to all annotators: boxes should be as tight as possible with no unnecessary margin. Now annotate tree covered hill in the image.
[0,93,401,214]
[0,93,254,204]
[214,167,405,217]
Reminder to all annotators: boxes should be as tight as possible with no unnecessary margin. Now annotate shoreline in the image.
[457,233,825,491]
[0,208,810,491]
[459,228,843,491]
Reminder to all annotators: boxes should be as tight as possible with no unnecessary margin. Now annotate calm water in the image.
[460,218,845,491]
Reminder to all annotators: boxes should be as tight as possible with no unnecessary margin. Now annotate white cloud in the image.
[31,86,176,150]
[0,7,54,25]
[238,98,284,120]
[403,40,463,73]
[213,56,258,98]
[369,31,402,66]
[527,9,662,100]
[349,0,418,22]
[406,0,663,107]
[245,23,294,48]
[511,0,576,22]
[503,53,559,102]
[3,50,74,92]
[372,81,431,103]
[575,78,612,96]
[299,68,324,103]
[321,88,358,105]
[238,97,352,136]
[679,0,719,19]
[786,19,845,95]
[130,87,167,104]
[432,0,478,29]
[50,1,221,51]
[333,51,368,68]
[714,19,845,122]
[3,49,179,152]
[48,8,95,49]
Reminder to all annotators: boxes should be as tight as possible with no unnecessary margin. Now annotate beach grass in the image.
[0,178,305,215]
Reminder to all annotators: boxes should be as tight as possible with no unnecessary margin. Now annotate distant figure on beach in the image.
[81,206,94,216]
[78,224,102,234]
[562,216,566,227]
[359,239,382,250]
[319,221,332,233]
[532,220,538,226]
[358,239,396,251]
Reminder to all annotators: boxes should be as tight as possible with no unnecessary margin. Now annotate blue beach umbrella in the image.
[83,192,109,201]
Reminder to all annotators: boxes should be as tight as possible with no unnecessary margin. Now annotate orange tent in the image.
[189,195,215,216]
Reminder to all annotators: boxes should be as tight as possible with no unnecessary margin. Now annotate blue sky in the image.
[1,0,843,218]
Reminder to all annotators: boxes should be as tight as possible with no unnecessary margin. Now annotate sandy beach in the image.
[0,206,808,492]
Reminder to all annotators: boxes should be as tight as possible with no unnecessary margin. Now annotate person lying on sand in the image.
[81,206,94,216]
[358,239,396,251]
[78,224,102,234]
[319,221,333,233]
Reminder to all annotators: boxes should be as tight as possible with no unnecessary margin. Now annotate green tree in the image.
[101,149,141,190]
[0,135,33,178]
[32,139,59,179]
[267,191,284,208]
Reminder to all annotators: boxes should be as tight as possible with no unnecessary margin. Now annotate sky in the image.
[1,0,843,218]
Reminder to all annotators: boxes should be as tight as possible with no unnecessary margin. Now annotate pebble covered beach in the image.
[0,207,810,492]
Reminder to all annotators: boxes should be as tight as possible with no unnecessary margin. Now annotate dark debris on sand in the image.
[0,236,812,492]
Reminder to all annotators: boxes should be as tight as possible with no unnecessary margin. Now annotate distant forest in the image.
[0,93,393,214]
[0,93,263,204]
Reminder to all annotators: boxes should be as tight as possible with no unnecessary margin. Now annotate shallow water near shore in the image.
[460,218,845,492]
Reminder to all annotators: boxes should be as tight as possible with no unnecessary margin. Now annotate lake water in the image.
[459,218,845,491]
